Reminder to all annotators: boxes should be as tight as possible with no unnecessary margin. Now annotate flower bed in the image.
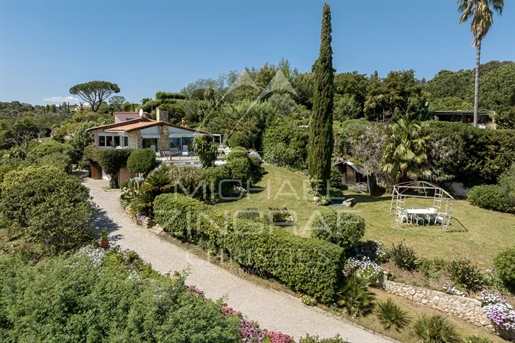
[481,292,515,340]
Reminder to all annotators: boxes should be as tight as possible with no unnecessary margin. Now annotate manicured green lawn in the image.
[216,163,515,267]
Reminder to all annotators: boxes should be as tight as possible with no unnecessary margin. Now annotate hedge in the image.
[311,210,366,255]
[83,145,133,188]
[127,148,156,176]
[154,194,345,302]
[467,184,511,213]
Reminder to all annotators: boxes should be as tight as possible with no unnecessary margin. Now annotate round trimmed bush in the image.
[468,184,510,213]
[494,247,515,292]
[311,210,365,254]
[127,148,156,176]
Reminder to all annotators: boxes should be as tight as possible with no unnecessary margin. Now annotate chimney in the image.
[156,108,168,122]
[181,118,186,127]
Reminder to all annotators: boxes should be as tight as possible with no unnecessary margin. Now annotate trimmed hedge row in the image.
[154,193,345,302]
[83,145,133,188]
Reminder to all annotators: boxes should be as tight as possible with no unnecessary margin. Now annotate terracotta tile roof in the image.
[86,117,151,132]
[114,111,150,115]
[105,120,211,135]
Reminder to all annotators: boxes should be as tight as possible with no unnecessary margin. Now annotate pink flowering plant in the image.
[222,303,294,343]
[481,291,515,335]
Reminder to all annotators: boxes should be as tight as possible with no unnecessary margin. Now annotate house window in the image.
[169,137,181,149]
[99,135,106,146]
[123,137,129,147]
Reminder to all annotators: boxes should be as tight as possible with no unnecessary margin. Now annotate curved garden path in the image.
[84,177,395,343]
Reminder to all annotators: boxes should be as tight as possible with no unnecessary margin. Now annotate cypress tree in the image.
[308,3,334,190]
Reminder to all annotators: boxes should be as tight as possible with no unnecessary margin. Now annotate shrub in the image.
[154,196,346,302]
[168,165,205,199]
[153,193,209,242]
[0,166,93,252]
[228,132,253,149]
[388,241,418,271]
[28,141,73,158]
[468,184,511,213]
[83,146,133,188]
[203,165,233,200]
[37,152,73,173]
[225,219,345,302]
[131,165,173,216]
[193,135,218,168]
[298,335,349,343]
[376,298,411,330]
[0,249,241,342]
[494,247,515,292]
[262,118,309,169]
[311,210,365,255]
[447,257,483,292]
[336,276,375,317]
[354,240,389,263]
[499,162,515,209]
[127,148,156,176]
[344,257,383,287]
[226,146,248,161]
[414,315,460,343]
[330,167,343,189]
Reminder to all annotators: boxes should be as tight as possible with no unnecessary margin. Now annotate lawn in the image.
[216,163,515,268]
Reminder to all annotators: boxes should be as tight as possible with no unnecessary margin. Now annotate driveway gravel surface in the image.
[84,177,395,343]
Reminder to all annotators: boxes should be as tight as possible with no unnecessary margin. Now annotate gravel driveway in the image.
[84,177,395,343]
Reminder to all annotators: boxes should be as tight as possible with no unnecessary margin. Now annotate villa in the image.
[87,109,211,156]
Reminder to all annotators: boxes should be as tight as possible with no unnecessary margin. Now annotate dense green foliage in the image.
[336,276,375,317]
[127,148,157,176]
[413,315,460,343]
[311,210,365,255]
[262,118,309,169]
[375,298,411,331]
[388,241,418,271]
[0,249,241,342]
[83,146,133,188]
[499,162,515,208]
[193,135,218,168]
[446,257,484,291]
[0,166,93,252]
[154,194,346,302]
[308,4,334,189]
[422,122,515,185]
[467,185,511,213]
[494,247,515,292]
[382,119,429,182]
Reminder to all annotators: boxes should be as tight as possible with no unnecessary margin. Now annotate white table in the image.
[406,208,436,215]
[405,208,437,225]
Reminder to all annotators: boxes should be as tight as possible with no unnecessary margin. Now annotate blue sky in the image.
[1,0,514,105]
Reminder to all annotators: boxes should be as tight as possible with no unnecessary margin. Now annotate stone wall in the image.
[383,280,492,329]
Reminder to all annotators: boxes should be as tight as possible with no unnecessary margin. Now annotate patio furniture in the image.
[397,207,410,223]
[406,208,437,226]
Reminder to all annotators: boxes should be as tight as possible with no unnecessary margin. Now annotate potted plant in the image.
[100,228,109,248]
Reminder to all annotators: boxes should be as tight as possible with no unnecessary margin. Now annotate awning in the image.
[141,135,160,139]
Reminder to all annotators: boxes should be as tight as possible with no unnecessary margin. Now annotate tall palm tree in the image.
[457,0,504,127]
[382,119,430,182]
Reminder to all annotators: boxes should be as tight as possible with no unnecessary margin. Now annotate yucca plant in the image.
[336,276,375,317]
[414,314,460,343]
[375,298,411,330]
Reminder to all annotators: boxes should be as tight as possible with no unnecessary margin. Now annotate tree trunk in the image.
[473,43,481,128]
